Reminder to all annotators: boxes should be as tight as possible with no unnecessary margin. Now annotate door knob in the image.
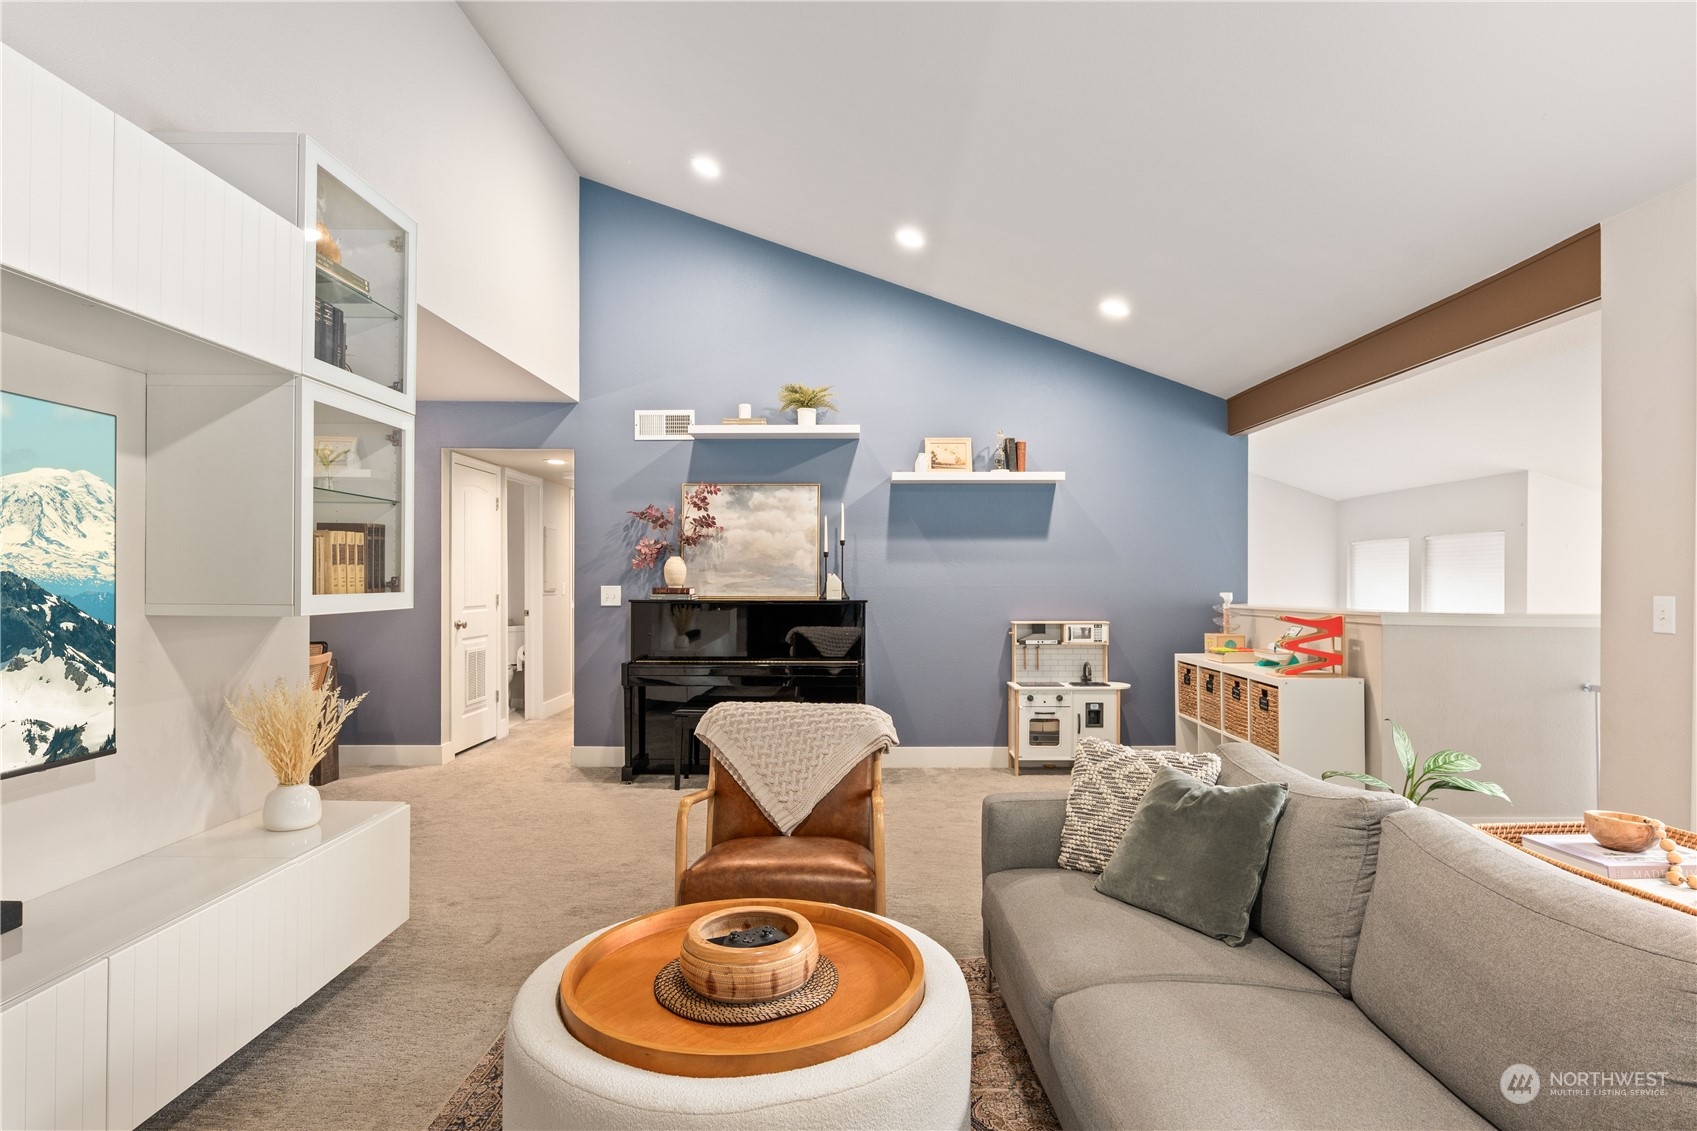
[454,619,468,629]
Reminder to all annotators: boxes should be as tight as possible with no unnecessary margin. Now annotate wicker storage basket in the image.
[1476,821,1697,917]
[1249,681,1281,756]
[1197,668,1221,727]
[1222,674,1249,739]
[1176,663,1198,719]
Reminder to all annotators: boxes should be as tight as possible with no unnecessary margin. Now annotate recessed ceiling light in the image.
[690,154,721,180]
[544,458,566,466]
[894,226,926,251]
[1098,296,1131,320]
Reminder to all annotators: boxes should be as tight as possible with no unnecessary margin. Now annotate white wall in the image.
[1337,472,1529,614]
[542,481,573,714]
[1248,474,1339,607]
[1599,180,1697,825]
[1,334,307,901]
[0,1,581,400]
[1525,471,1602,614]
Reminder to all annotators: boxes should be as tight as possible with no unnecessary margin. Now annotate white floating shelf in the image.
[688,424,861,439]
[890,470,1066,484]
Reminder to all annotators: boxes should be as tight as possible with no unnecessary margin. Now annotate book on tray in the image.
[1519,833,1673,879]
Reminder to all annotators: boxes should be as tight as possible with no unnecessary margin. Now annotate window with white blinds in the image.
[1423,531,1506,614]
[1348,538,1410,612]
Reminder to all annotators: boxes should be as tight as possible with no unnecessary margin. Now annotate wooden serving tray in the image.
[558,898,925,1077]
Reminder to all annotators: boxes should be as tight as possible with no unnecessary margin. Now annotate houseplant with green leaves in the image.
[778,384,838,426]
[1322,721,1509,805]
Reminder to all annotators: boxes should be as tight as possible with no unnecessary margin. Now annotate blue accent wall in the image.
[320,181,1247,750]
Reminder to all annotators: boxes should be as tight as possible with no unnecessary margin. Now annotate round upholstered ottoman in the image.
[504,917,971,1130]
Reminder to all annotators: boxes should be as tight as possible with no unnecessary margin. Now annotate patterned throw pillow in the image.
[1057,739,1223,873]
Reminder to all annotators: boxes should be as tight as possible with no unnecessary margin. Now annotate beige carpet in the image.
[144,713,1060,1130]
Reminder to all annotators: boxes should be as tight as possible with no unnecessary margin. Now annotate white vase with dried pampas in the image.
[227,679,366,831]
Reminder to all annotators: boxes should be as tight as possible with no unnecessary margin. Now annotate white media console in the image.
[1,801,409,1130]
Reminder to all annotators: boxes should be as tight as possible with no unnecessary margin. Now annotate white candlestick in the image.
[840,502,845,540]
[822,515,828,548]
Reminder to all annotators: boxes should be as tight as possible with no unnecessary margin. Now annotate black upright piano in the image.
[620,599,868,782]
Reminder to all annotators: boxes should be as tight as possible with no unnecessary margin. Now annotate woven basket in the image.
[1197,668,1221,726]
[1476,821,1697,917]
[1222,674,1249,740]
[1176,663,1198,720]
[1249,681,1281,755]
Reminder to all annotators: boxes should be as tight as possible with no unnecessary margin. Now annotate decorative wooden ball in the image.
[1584,810,1660,852]
[679,906,819,1004]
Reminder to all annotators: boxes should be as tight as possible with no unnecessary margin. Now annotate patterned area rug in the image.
[427,957,1058,1131]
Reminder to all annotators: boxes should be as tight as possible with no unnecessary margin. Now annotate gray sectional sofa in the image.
[981,741,1697,1130]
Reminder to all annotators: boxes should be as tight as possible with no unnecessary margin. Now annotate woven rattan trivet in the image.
[654,955,838,1024]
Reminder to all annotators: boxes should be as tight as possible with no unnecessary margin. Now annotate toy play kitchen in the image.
[1006,621,1127,773]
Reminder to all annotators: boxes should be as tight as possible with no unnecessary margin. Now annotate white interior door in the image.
[449,454,502,754]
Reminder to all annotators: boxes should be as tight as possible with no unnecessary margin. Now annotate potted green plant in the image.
[778,383,839,427]
[1323,721,1509,805]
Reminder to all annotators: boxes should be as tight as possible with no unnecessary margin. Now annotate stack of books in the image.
[317,253,371,295]
[1520,833,1672,879]
[313,522,387,594]
[651,585,696,599]
[314,298,353,371]
[718,417,768,426]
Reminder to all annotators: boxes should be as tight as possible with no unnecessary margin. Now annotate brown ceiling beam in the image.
[1226,226,1601,435]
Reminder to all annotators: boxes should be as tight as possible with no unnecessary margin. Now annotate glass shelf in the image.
[315,267,401,321]
[313,483,400,506]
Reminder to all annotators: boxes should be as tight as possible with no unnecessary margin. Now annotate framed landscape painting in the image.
[685,483,820,599]
[1,391,118,778]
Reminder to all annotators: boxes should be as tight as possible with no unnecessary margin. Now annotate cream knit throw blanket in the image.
[694,702,899,835]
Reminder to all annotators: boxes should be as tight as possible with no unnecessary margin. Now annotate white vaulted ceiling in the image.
[462,1,1694,397]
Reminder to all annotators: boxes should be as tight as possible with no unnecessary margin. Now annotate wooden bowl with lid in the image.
[1583,810,1660,852]
[679,905,819,1003]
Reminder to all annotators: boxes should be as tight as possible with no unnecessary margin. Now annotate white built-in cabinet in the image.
[158,133,417,415]
[1,46,304,373]
[1,46,417,616]
[0,803,409,1131]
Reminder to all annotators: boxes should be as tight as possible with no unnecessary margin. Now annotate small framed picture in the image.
[312,435,359,475]
[924,437,972,472]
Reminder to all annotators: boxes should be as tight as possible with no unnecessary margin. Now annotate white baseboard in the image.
[886,745,1007,769]
[534,692,573,720]
[340,742,455,768]
[571,745,625,768]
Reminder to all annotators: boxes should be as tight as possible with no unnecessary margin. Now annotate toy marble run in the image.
[1276,612,1345,675]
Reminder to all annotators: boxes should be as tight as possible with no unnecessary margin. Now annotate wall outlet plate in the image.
[1653,595,1676,634]
[600,585,622,608]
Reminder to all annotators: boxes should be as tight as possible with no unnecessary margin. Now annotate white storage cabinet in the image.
[0,802,409,1131]
[1173,653,1366,780]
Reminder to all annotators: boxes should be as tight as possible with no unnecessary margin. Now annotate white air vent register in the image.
[634,409,696,440]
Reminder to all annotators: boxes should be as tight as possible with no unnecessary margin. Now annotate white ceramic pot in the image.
[663,555,688,587]
[796,407,818,427]
[263,783,322,832]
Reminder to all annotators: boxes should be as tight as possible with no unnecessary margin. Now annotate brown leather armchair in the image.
[674,752,886,915]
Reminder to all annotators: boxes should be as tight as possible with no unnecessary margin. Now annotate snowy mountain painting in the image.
[1,391,118,778]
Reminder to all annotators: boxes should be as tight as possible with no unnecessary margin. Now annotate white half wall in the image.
[0,2,581,400]
[1248,474,1339,608]
[1,334,307,901]
[1337,472,1529,614]
[1600,180,1697,826]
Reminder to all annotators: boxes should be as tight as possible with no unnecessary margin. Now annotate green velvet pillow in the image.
[1095,766,1289,946]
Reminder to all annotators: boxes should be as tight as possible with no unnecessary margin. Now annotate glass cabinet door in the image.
[305,144,415,409]
[303,379,412,613]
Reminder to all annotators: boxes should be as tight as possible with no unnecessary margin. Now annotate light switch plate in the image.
[1653,595,1676,634]
[600,585,622,608]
